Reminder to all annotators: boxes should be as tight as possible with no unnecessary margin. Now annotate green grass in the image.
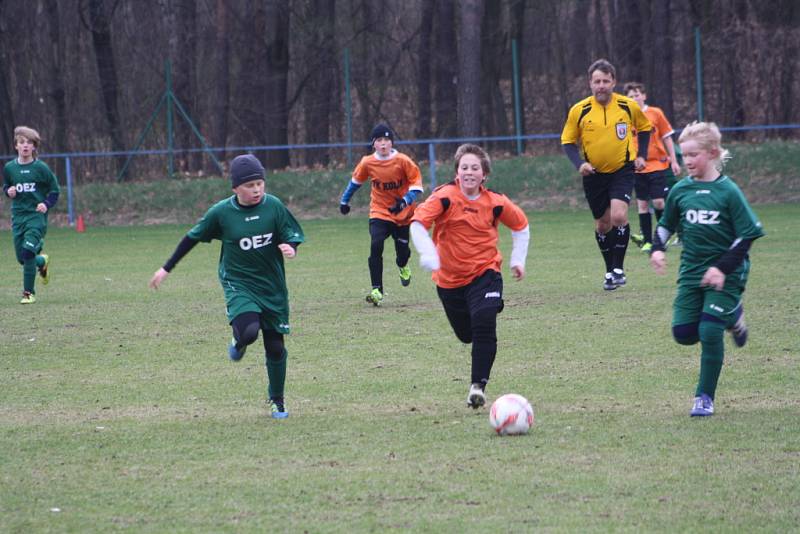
[1,204,799,532]
[26,139,800,228]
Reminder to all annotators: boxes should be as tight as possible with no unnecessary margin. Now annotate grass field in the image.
[1,204,799,532]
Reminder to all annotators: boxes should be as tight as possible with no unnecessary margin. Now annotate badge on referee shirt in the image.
[615,122,627,140]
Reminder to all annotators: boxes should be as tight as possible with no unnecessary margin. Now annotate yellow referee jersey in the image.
[561,93,652,174]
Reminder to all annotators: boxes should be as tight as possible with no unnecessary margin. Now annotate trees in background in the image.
[0,0,797,180]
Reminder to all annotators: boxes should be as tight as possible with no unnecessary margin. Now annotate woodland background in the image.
[0,0,798,181]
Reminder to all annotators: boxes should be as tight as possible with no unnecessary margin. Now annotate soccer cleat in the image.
[20,291,36,304]
[228,338,246,361]
[399,266,412,287]
[366,287,383,306]
[611,268,627,287]
[466,383,486,409]
[641,242,653,255]
[668,235,682,247]
[728,307,748,348]
[690,393,714,417]
[630,233,645,248]
[38,254,50,285]
[270,398,289,419]
[603,272,617,291]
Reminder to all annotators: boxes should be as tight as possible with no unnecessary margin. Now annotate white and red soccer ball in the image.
[489,393,534,435]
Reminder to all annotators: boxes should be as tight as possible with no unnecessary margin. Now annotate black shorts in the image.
[369,218,410,243]
[634,169,669,201]
[582,163,635,219]
[436,270,505,318]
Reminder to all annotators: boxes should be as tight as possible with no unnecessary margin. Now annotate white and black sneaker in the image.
[603,272,617,291]
[466,383,486,409]
[611,268,627,287]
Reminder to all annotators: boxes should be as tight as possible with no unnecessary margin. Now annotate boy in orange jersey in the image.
[339,123,424,306]
[410,144,530,409]
[624,82,682,253]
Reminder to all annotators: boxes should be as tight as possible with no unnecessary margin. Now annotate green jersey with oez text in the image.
[659,175,764,283]
[188,194,305,319]
[3,158,60,221]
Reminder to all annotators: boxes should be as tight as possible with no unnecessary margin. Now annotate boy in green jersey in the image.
[650,122,764,417]
[3,126,60,304]
[150,154,305,419]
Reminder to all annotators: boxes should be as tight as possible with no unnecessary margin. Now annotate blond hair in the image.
[453,143,492,176]
[678,121,731,171]
[14,126,41,153]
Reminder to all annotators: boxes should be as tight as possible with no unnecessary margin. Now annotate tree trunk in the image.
[303,0,335,166]
[457,0,483,138]
[263,0,290,170]
[414,0,434,162]
[87,0,125,174]
[0,3,16,154]
[510,0,527,151]
[649,0,674,120]
[210,0,230,169]
[434,0,457,140]
[480,0,510,148]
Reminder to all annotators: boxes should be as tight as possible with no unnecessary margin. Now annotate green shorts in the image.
[12,223,45,263]
[225,291,291,334]
[672,279,744,327]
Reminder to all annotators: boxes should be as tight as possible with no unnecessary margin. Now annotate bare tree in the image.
[481,0,510,148]
[210,0,230,167]
[434,0,457,139]
[82,0,125,172]
[301,0,336,166]
[649,0,675,120]
[263,0,290,169]
[457,0,483,137]
[414,0,434,161]
[0,1,16,154]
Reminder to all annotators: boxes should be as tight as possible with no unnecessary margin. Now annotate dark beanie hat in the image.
[370,123,394,145]
[230,154,265,187]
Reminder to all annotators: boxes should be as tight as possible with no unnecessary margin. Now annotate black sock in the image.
[639,213,652,244]
[612,224,630,270]
[595,230,614,273]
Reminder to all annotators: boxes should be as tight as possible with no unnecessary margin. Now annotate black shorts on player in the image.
[582,162,635,219]
[634,169,669,202]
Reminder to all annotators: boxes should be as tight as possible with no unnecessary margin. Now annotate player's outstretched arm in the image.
[149,267,170,289]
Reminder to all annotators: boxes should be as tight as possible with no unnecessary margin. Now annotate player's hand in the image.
[511,265,525,281]
[671,160,682,176]
[7,187,17,198]
[578,162,595,176]
[149,268,169,289]
[419,253,440,272]
[700,267,725,291]
[36,202,48,213]
[278,243,296,259]
[388,198,407,214]
[650,250,667,275]
[339,203,350,215]
[634,157,646,171]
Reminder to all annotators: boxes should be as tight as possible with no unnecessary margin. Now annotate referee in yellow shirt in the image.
[561,59,652,291]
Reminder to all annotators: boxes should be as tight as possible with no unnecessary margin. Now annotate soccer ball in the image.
[489,393,534,436]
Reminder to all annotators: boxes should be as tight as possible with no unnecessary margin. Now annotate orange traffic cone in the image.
[76,215,85,233]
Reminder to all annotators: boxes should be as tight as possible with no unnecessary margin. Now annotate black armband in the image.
[713,238,753,275]
[44,192,59,209]
[563,143,585,170]
[651,226,672,253]
[636,130,651,160]
[163,235,199,272]
[285,242,300,251]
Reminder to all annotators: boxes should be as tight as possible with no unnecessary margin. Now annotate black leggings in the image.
[231,312,285,360]
[368,218,411,290]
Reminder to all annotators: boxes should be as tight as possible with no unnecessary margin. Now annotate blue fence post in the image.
[428,143,436,189]
[66,156,74,226]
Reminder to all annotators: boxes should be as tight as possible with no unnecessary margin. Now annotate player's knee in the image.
[698,318,725,344]
[652,199,665,210]
[672,323,699,345]
[21,249,36,262]
[238,322,260,346]
[263,332,286,361]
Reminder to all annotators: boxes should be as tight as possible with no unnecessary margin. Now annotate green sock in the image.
[266,348,287,400]
[23,258,37,293]
[695,320,725,399]
[35,255,45,269]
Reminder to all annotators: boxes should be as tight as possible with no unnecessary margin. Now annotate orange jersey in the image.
[352,151,423,224]
[633,105,675,173]
[412,181,528,288]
